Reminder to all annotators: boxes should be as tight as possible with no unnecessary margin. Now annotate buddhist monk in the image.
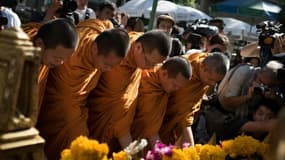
[36,19,130,160]
[159,52,230,146]
[87,30,172,151]
[131,56,192,147]
[22,19,78,110]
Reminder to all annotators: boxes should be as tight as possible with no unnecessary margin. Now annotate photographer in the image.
[43,0,78,23]
[73,0,96,24]
[184,26,229,56]
[96,0,116,21]
[204,60,283,142]
[183,20,227,55]
[156,14,184,57]
[217,60,283,118]
[0,0,21,29]
[241,21,285,66]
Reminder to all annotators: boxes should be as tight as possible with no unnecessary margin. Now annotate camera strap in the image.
[85,8,91,20]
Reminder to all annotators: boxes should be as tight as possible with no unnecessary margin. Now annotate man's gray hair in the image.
[203,52,230,75]
[262,60,284,79]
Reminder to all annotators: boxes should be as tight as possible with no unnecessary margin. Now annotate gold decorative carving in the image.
[0,27,40,132]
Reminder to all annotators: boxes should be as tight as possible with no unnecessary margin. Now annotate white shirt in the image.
[74,7,96,22]
[0,7,21,29]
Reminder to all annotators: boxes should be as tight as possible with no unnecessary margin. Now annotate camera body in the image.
[56,0,78,18]
[0,9,8,26]
[0,16,8,26]
[184,19,218,38]
[253,85,269,95]
[187,24,218,38]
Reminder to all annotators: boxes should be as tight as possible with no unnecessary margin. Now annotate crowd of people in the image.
[1,0,285,159]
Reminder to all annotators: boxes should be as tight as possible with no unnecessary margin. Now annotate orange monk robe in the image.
[102,19,114,28]
[87,31,143,146]
[38,65,49,109]
[36,19,111,160]
[22,22,41,40]
[131,67,169,140]
[159,52,209,144]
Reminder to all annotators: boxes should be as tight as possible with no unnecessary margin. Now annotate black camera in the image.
[256,21,284,67]
[277,68,285,81]
[253,85,269,95]
[185,33,202,49]
[56,0,78,18]
[187,24,218,38]
[256,21,282,48]
[184,19,218,38]
[0,16,8,26]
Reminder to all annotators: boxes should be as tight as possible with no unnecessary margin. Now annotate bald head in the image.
[136,30,172,57]
[34,18,78,49]
[95,28,130,58]
[203,52,230,75]
[162,56,192,79]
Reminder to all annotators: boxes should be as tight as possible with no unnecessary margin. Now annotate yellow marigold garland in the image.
[221,135,269,158]
[183,147,200,160]
[196,144,226,160]
[61,136,109,160]
[113,151,129,160]
[162,148,188,160]
[61,135,269,160]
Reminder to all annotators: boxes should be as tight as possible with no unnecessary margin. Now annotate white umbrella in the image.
[119,0,211,22]
[218,17,257,38]
[176,5,211,22]
[118,0,154,17]
[143,0,178,19]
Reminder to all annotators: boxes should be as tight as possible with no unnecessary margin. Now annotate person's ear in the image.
[134,42,143,55]
[92,43,98,56]
[34,38,45,50]
[161,69,169,79]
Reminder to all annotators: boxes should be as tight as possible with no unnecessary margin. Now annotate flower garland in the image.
[113,151,129,160]
[195,144,226,160]
[221,135,269,159]
[61,136,109,160]
[60,135,268,160]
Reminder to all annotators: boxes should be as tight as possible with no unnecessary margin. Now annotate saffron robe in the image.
[131,67,169,140]
[159,52,209,144]
[36,19,111,160]
[87,32,143,146]
[38,65,49,109]
[22,22,41,41]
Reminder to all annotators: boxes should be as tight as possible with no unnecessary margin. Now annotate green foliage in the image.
[168,0,196,7]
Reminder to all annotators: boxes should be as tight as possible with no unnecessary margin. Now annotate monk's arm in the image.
[179,126,194,147]
[118,132,133,149]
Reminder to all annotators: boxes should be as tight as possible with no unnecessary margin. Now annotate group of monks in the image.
[21,15,230,159]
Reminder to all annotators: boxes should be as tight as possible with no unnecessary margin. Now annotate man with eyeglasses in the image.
[87,30,172,152]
